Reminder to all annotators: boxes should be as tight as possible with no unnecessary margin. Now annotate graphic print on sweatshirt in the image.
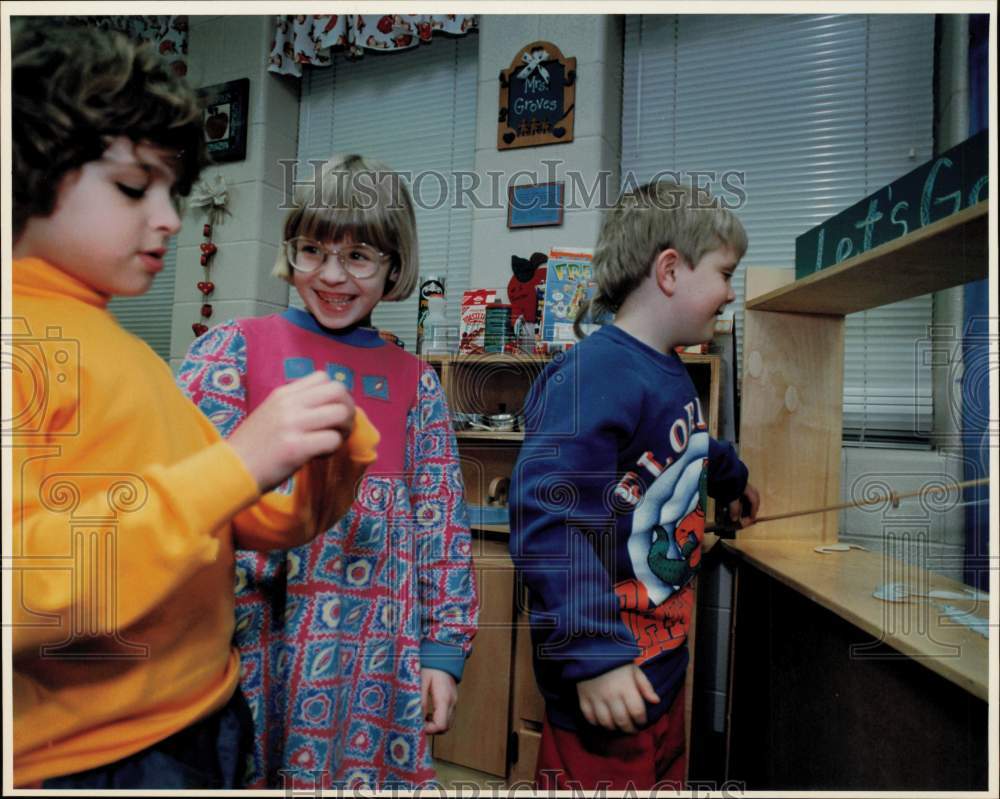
[613,398,708,664]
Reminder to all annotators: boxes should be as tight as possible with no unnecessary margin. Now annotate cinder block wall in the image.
[468,16,623,288]
[170,15,297,370]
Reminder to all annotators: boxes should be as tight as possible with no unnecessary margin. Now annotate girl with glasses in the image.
[176,153,478,790]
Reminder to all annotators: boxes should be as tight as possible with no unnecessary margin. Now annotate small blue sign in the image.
[508,181,564,228]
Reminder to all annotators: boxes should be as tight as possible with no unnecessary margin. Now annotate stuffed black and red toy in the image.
[508,251,547,324]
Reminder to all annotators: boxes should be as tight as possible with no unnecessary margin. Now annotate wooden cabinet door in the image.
[507,727,542,785]
[507,590,546,784]
[433,538,516,776]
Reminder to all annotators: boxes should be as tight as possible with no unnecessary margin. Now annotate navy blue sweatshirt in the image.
[509,325,748,730]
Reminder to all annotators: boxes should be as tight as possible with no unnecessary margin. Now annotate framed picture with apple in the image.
[198,78,249,163]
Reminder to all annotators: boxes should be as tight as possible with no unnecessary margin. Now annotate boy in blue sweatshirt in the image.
[510,180,759,790]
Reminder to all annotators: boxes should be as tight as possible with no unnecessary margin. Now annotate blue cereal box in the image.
[540,247,600,343]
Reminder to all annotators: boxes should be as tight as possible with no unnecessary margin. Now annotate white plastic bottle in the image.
[425,295,453,353]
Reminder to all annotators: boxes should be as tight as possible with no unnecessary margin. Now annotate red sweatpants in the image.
[535,687,686,791]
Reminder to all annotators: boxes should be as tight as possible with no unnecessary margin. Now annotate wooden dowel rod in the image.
[709,476,989,532]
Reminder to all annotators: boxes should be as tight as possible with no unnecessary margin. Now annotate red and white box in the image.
[459,288,498,354]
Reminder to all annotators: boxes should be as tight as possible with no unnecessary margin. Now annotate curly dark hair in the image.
[12,18,209,236]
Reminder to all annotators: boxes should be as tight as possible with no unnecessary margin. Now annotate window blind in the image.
[107,237,178,360]
[622,13,935,439]
[293,34,478,351]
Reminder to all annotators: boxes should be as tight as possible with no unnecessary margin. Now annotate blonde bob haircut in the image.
[273,153,419,301]
[575,180,748,337]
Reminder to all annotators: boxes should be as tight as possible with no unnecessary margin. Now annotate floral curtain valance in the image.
[268,14,478,77]
[74,15,188,77]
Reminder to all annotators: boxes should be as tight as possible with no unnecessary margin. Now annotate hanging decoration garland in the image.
[188,175,230,336]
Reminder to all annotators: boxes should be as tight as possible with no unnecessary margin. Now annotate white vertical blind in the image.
[293,34,478,350]
[622,14,935,439]
[108,237,178,360]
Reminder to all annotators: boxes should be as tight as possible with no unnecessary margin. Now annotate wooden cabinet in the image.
[726,200,989,789]
[427,351,722,780]
[723,541,988,789]
[428,355,547,778]
[432,537,517,776]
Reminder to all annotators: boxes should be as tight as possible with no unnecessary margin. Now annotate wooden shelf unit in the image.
[740,200,990,543]
[723,542,987,790]
[731,201,989,789]
[428,354,545,778]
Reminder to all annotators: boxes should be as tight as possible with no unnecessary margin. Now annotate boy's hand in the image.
[576,663,660,733]
[728,482,760,528]
[421,667,458,734]
[229,371,355,493]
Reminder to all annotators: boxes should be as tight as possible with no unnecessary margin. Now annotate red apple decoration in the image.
[205,111,229,141]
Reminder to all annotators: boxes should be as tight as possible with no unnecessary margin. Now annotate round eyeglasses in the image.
[284,237,390,279]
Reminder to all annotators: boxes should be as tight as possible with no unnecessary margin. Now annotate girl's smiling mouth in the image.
[315,290,355,307]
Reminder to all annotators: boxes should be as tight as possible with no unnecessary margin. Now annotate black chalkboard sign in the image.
[498,41,576,150]
[795,130,988,278]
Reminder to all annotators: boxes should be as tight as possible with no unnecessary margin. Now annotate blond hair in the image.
[575,181,748,337]
[273,153,419,301]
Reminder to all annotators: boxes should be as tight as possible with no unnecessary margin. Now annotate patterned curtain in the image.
[269,14,478,77]
[74,15,189,77]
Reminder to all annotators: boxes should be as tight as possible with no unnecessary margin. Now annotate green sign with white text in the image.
[795,130,988,279]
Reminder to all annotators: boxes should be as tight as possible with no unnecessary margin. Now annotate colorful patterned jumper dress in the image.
[177,308,478,789]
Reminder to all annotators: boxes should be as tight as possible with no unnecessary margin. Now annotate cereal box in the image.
[540,247,601,343]
[459,288,498,354]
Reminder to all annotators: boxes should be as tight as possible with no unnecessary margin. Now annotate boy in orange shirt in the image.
[9,19,378,788]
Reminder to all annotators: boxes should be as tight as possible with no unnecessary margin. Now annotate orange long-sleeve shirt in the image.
[10,258,378,785]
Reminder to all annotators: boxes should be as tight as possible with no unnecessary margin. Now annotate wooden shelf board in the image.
[424,354,550,365]
[721,539,988,701]
[456,430,525,441]
[678,353,719,366]
[746,201,988,315]
[425,351,720,366]
[471,523,509,534]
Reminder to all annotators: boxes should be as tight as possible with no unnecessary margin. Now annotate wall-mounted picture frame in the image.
[198,78,249,163]
[508,181,565,228]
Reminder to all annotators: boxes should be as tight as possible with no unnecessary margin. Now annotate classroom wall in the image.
[468,15,623,288]
[932,14,971,453]
[169,15,296,370]
[839,449,966,575]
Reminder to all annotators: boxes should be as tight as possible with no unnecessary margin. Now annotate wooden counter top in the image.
[721,539,989,701]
